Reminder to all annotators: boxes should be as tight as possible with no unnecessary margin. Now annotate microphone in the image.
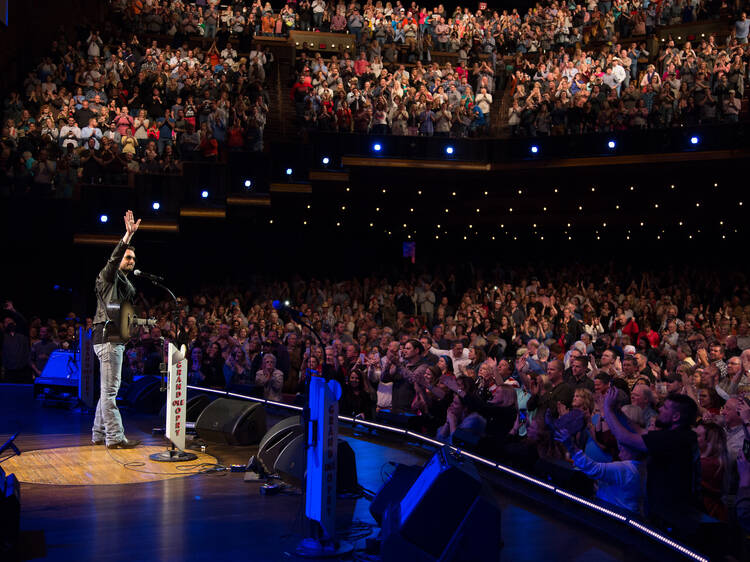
[134,269,165,283]
[272,300,304,321]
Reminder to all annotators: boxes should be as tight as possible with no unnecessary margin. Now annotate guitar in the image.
[104,301,156,342]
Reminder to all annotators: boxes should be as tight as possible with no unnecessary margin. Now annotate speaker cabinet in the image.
[381,447,502,562]
[159,393,214,422]
[260,425,358,492]
[369,463,422,525]
[274,433,307,485]
[257,416,303,474]
[0,468,20,556]
[195,398,267,445]
[124,375,164,414]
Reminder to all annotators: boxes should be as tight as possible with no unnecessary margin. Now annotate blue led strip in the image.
[553,488,628,521]
[627,520,709,562]
[185,385,709,561]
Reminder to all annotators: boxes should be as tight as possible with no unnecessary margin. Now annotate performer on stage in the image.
[91,210,142,449]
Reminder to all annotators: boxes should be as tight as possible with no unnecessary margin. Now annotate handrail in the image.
[187,384,709,562]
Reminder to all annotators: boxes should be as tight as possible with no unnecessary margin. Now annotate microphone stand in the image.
[141,278,179,392]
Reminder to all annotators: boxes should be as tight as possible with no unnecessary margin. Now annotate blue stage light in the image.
[201,190,209,199]
[244,179,252,188]
[100,214,108,223]
[373,143,382,152]
[608,140,616,149]
[322,157,330,165]
[690,136,699,145]
[445,146,454,155]
[530,145,539,154]
[152,201,160,210]
[286,167,293,175]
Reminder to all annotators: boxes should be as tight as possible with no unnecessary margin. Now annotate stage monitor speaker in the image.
[274,433,306,485]
[381,446,502,562]
[271,434,358,492]
[0,468,20,556]
[369,463,422,525]
[337,440,359,494]
[159,394,213,423]
[124,375,164,414]
[257,416,302,475]
[195,398,267,445]
[38,350,78,381]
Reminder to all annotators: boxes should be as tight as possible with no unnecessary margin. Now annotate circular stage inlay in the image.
[3,445,219,485]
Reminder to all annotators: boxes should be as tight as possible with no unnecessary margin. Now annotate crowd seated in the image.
[1,14,270,196]
[5,263,750,542]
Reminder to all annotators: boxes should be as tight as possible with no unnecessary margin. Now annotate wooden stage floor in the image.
[0,385,629,562]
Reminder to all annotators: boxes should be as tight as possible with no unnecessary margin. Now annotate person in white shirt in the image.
[221,46,238,62]
[612,59,627,95]
[555,428,645,515]
[367,345,393,410]
[60,117,82,149]
[80,118,103,150]
[312,0,326,29]
[475,87,493,116]
[430,341,471,375]
[87,30,103,59]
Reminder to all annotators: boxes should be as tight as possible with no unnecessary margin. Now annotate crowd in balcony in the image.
[1,10,272,197]
[5,262,750,539]
[291,50,496,136]
[106,0,744,138]
[5,0,744,183]
[508,30,747,136]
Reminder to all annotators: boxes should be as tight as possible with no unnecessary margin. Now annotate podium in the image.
[150,342,197,462]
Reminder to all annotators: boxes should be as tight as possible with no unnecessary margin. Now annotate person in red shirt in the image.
[199,130,218,160]
[335,102,352,132]
[622,316,639,343]
[227,121,244,148]
[638,320,660,348]
[354,52,369,77]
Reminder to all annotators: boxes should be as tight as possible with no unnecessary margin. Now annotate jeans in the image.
[158,138,173,155]
[92,342,125,445]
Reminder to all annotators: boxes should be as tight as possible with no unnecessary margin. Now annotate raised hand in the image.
[603,386,619,412]
[738,399,750,424]
[648,361,662,377]
[553,428,573,449]
[124,209,141,242]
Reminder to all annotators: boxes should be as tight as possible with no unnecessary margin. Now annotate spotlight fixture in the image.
[152,202,160,211]
[607,140,616,149]
[322,157,330,165]
[285,168,293,176]
[201,190,209,199]
[372,143,382,152]
[445,146,455,155]
[690,136,699,145]
[99,214,108,223]
[244,179,253,188]
[530,145,539,154]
